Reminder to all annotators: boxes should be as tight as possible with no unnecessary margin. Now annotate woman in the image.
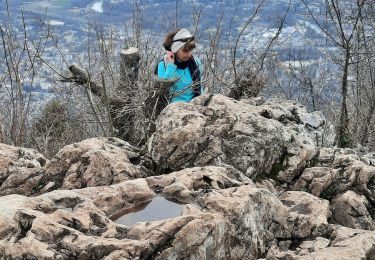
[156,28,203,103]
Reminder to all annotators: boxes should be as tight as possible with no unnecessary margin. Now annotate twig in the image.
[85,69,107,136]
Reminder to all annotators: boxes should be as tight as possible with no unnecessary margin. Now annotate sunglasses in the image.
[172,36,195,43]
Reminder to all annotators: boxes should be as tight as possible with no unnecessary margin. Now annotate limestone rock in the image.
[51,137,154,190]
[0,143,47,196]
[266,244,297,259]
[3,94,375,259]
[146,166,253,202]
[293,167,338,197]
[0,167,45,196]
[0,138,154,196]
[296,237,330,256]
[315,147,357,167]
[297,225,375,259]
[151,95,330,182]
[331,190,375,230]
[301,149,375,207]
[0,143,46,171]
[320,158,375,203]
[202,185,290,258]
[361,152,375,166]
[256,178,280,195]
[127,213,233,259]
[279,191,331,238]
[0,166,289,259]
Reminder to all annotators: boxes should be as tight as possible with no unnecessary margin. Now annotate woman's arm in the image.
[157,52,178,80]
[158,62,178,79]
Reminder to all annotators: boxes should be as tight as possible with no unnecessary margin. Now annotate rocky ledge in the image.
[0,94,374,259]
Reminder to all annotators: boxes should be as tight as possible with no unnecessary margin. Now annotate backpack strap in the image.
[154,59,165,75]
[189,56,201,97]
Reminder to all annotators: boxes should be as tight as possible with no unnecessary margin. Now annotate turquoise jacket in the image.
[157,57,203,103]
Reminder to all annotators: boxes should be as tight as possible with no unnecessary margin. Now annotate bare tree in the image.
[301,0,367,147]
[227,0,291,100]
[0,6,51,146]
[348,0,375,147]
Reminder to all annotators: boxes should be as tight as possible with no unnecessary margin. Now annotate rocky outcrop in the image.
[0,137,154,196]
[0,167,289,259]
[294,147,375,212]
[1,94,375,259]
[42,137,154,191]
[266,225,375,259]
[151,95,333,183]
[292,167,338,197]
[0,143,46,171]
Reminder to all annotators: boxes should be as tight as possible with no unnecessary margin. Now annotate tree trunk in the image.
[361,103,375,145]
[337,50,351,147]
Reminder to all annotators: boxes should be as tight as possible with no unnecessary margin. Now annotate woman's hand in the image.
[165,51,175,64]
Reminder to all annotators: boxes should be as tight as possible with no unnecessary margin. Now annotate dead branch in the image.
[68,64,103,97]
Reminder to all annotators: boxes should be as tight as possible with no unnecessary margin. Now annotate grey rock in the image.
[279,191,331,238]
[331,190,375,230]
[0,137,154,196]
[0,166,289,259]
[293,167,338,197]
[297,225,375,259]
[0,143,47,196]
[151,95,331,183]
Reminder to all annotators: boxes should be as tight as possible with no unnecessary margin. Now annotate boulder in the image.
[151,95,331,183]
[0,138,154,196]
[146,166,252,202]
[296,237,330,255]
[0,143,47,196]
[331,190,375,230]
[201,185,290,258]
[319,158,375,203]
[299,149,375,207]
[292,167,338,197]
[361,152,375,166]
[0,143,46,171]
[297,225,375,259]
[279,191,331,238]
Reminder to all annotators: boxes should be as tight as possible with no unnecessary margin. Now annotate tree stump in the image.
[118,47,141,143]
[119,47,140,92]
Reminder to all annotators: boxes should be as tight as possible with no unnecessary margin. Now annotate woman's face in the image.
[176,48,193,61]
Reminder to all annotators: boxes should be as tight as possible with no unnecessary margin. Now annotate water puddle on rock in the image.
[111,195,184,226]
[61,207,73,212]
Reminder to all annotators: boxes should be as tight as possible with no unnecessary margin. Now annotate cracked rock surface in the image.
[0,167,288,259]
[0,137,154,196]
[151,95,333,183]
[1,95,375,259]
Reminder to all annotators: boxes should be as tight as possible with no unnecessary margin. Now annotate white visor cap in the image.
[171,28,194,53]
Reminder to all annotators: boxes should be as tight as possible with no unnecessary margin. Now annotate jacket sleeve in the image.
[157,60,178,79]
